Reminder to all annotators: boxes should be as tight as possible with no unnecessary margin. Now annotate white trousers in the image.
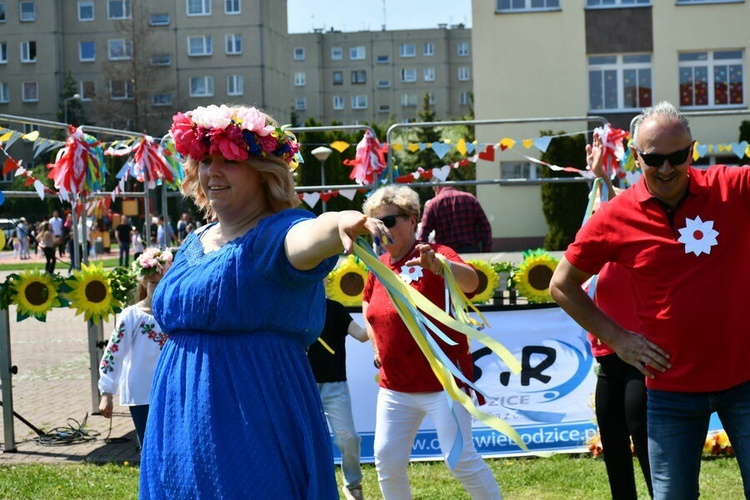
[374,388,501,500]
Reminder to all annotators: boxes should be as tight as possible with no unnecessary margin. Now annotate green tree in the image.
[539,131,589,251]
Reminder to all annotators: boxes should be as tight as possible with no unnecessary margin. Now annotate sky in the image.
[287,0,472,34]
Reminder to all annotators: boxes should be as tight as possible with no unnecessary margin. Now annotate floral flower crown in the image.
[132,247,173,277]
[170,105,300,170]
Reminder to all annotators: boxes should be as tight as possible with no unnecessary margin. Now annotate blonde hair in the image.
[362,185,421,219]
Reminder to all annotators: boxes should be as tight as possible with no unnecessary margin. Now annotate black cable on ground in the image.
[103,416,130,444]
[35,413,101,446]
[0,400,45,436]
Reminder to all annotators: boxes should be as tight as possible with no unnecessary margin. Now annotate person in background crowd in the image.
[362,184,501,499]
[176,212,190,243]
[156,215,175,249]
[38,222,57,274]
[307,298,369,500]
[99,248,172,450]
[131,227,145,261]
[417,182,492,253]
[586,132,652,500]
[49,210,64,257]
[139,104,392,498]
[115,215,132,267]
[16,217,30,260]
[550,101,750,499]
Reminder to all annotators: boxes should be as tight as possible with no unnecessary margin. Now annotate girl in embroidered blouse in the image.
[98,248,172,450]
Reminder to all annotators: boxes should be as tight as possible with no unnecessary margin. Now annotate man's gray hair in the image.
[630,101,691,147]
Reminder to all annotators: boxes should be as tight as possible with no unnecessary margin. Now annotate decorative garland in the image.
[1,263,137,324]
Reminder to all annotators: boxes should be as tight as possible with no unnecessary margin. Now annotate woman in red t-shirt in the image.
[361,185,501,499]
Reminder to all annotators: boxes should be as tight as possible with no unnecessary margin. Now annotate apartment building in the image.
[472,0,748,250]
[289,25,473,124]
[0,0,290,137]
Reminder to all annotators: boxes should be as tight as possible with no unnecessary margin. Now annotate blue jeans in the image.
[129,404,149,450]
[318,381,363,490]
[648,379,750,499]
[119,243,130,267]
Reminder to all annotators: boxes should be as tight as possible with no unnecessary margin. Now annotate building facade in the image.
[0,0,290,137]
[289,25,473,124]
[472,0,748,250]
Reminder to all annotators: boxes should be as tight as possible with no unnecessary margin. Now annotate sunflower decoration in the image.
[466,259,499,304]
[325,255,369,306]
[9,270,68,322]
[65,262,122,324]
[515,249,559,303]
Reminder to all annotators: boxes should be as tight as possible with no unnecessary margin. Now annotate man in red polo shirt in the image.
[550,101,750,499]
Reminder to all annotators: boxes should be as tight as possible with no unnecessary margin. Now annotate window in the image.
[457,42,470,57]
[586,0,650,6]
[500,161,538,180]
[332,95,344,110]
[331,47,343,60]
[0,83,8,103]
[190,76,214,96]
[294,72,306,86]
[19,1,35,21]
[188,36,212,56]
[401,68,417,82]
[227,75,243,96]
[22,81,38,102]
[377,80,391,88]
[0,42,7,63]
[225,34,242,55]
[589,54,652,111]
[497,0,560,12]
[378,104,390,113]
[458,67,471,81]
[81,80,96,100]
[150,13,169,25]
[108,39,132,60]
[679,50,744,107]
[351,70,366,84]
[377,55,390,64]
[401,94,418,107]
[350,46,365,60]
[151,53,171,66]
[187,0,210,15]
[110,80,133,99]
[351,95,367,109]
[459,91,471,106]
[78,1,94,21]
[111,119,135,130]
[295,97,307,111]
[152,93,172,106]
[400,44,416,58]
[332,71,343,85]
[424,67,436,82]
[424,43,434,56]
[108,0,131,19]
[79,41,95,62]
[20,41,36,63]
[293,47,305,60]
[225,0,240,14]
[0,3,5,22]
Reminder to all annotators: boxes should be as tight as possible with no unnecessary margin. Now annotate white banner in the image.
[339,306,599,462]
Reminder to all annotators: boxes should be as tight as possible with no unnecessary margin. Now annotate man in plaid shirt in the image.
[417,185,492,253]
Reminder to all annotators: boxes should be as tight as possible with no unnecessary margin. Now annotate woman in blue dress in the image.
[140,105,392,499]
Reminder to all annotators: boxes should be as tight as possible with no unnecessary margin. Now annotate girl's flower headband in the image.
[170,105,300,170]
[132,248,173,277]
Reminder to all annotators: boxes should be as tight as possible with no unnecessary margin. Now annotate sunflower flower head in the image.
[10,270,66,322]
[65,262,122,325]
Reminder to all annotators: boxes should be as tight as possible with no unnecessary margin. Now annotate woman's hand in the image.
[586,133,605,177]
[99,393,113,419]
[337,211,392,255]
[406,244,444,275]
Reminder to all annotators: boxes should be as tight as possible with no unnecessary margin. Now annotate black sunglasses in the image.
[634,142,694,168]
[378,214,403,228]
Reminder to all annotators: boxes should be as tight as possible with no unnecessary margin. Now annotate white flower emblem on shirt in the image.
[677,216,719,256]
[399,264,423,284]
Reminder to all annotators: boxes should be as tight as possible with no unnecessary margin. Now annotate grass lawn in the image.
[0,455,743,499]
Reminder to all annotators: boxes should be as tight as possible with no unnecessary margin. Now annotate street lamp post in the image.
[311,146,332,213]
[63,93,81,125]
